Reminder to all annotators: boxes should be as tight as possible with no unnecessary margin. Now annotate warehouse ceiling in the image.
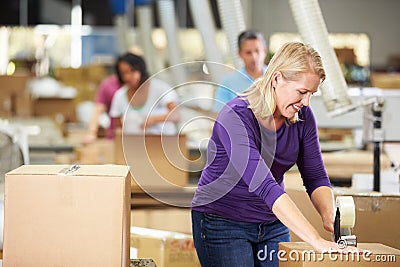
[0,0,221,27]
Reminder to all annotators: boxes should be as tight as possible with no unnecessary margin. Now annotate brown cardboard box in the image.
[0,74,31,117]
[335,48,356,65]
[15,91,32,116]
[32,97,77,122]
[74,139,115,164]
[131,208,192,234]
[0,94,12,117]
[322,150,391,179]
[285,185,400,250]
[285,188,331,242]
[65,126,89,146]
[278,242,400,266]
[114,131,189,191]
[3,164,131,267]
[131,209,149,228]
[338,190,400,249]
[147,209,192,234]
[54,65,108,102]
[371,72,400,89]
[0,74,30,95]
[130,227,200,267]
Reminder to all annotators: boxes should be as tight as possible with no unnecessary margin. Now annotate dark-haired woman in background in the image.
[109,53,179,135]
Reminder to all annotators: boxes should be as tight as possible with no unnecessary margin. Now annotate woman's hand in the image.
[312,237,362,254]
[310,186,335,233]
[322,213,335,233]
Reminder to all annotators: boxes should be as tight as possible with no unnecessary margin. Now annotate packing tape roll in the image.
[336,196,355,228]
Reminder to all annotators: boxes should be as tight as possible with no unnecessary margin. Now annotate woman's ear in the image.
[271,71,282,88]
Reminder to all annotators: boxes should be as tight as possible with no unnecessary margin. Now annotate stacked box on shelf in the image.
[53,65,108,103]
[0,74,32,117]
[131,227,200,267]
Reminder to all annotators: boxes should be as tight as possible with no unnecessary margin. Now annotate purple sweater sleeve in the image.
[214,107,285,210]
[297,107,331,196]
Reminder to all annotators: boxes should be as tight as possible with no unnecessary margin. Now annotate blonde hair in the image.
[242,42,326,124]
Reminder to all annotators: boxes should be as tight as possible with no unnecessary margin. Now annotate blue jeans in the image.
[192,210,290,267]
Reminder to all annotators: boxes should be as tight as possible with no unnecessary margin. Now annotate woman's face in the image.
[118,61,141,89]
[273,71,320,119]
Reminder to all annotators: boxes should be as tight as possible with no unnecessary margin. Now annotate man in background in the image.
[213,30,268,112]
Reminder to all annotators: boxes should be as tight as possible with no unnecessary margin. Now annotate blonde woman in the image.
[191,42,360,266]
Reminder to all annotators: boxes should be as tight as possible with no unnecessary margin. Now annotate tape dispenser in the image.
[334,196,357,247]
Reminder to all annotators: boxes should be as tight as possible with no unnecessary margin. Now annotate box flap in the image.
[7,164,130,177]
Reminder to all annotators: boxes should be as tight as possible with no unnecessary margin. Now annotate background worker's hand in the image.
[82,132,97,144]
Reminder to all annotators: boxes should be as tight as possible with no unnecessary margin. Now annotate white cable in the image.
[114,15,130,53]
[188,0,223,64]
[189,0,226,84]
[289,0,352,113]
[216,0,246,68]
[157,0,186,84]
[137,5,160,74]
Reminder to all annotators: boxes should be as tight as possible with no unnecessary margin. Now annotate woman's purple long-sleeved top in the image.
[191,97,331,222]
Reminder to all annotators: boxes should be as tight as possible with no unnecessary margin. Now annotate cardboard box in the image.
[285,188,331,242]
[321,150,391,179]
[343,191,400,250]
[3,164,131,267]
[131,208,192,234]
[131,209,149,228]
[65,126,89,146]
[334,48,356,65]
[371,72,400,89]
[286,185,400,250]
[0,74,31,117]
[130,227,200,267]
[74,139,115,164]
[14,91,32,116]
[0,94,12,117]
[114,131,189,191]
[0,74,30,95]
[32,97,77,122]
[279,242,400,266]
[54,65,108,102]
